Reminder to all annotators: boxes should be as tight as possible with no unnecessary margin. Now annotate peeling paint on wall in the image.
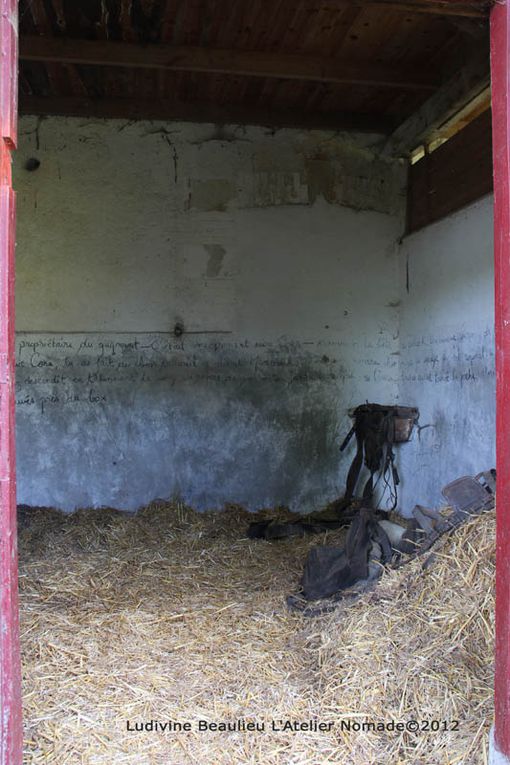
[189,179,236,212]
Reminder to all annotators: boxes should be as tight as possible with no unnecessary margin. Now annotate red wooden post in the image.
[0,2,20,765]
[491,0,510,760]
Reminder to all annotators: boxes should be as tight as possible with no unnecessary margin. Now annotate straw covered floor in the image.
[18,502,495,765]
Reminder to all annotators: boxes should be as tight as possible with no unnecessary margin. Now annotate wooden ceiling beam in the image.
[349,0,490,18]
[18,94,394,134]
[26,0,65,95]
[119,0,137,42]
[381,49,490,156]
[19,35,439,91]
[50,0,66,32]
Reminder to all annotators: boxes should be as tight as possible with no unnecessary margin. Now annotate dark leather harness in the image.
[341,404,419,510]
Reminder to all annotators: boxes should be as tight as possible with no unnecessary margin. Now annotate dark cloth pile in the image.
[245,400,495,615]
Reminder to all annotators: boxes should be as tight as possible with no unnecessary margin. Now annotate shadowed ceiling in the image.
[18,0,492,140]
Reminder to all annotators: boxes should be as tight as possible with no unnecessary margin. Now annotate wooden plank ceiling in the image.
[18,0,492,140]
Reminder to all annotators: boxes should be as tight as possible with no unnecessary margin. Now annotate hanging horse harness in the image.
[340,403,419,510]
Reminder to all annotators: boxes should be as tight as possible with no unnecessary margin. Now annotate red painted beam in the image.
[0,1,20,764]
[491,0,510,758]
[0,0,17,148]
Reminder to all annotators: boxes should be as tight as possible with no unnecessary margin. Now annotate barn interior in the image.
[14,1,496,763]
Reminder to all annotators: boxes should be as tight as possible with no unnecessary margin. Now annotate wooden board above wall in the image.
[406,108,493,234]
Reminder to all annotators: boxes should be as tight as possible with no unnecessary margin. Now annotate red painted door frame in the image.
[491,1,510,758]
[0,2,20,765]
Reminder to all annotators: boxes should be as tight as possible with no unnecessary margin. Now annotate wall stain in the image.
[189,179,235,212]
[304,157,337,204]
[204,244,226,278]
[163,136,178,183]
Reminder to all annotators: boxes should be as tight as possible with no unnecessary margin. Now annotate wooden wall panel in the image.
[406,108,493,234]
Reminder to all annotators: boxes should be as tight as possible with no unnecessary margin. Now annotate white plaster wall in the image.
[14,116,405,512]
[398,195,495,513]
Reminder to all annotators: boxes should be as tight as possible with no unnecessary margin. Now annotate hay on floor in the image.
[18,502,495,765]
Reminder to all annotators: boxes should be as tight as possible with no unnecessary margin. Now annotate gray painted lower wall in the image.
[15,330,400,512]
[397,195,495,514]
